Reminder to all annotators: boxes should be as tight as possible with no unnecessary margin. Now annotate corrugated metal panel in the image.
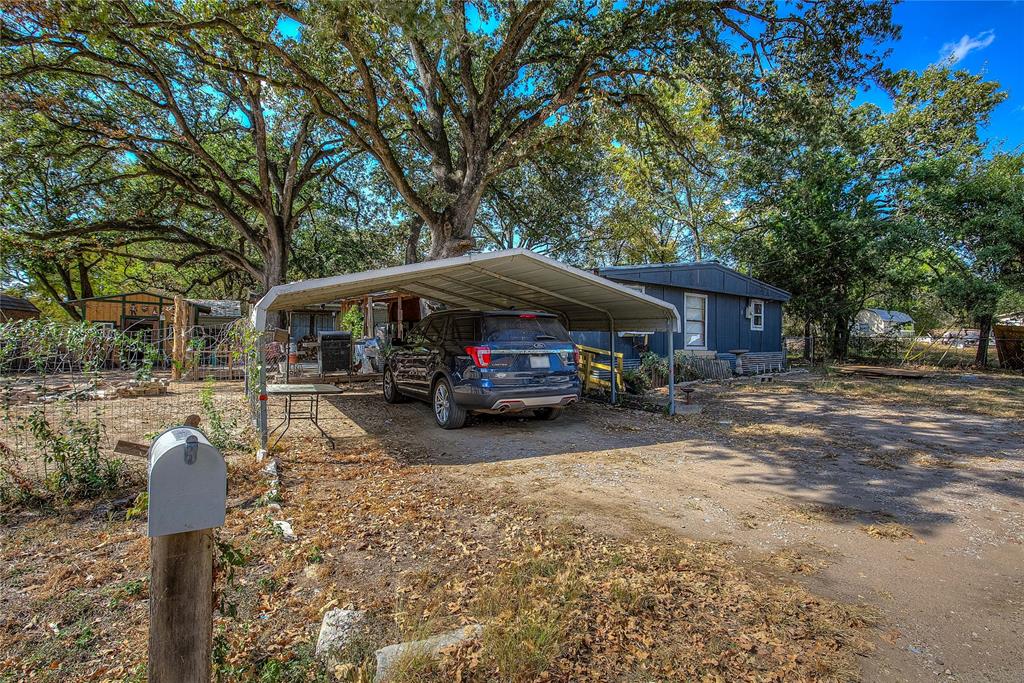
[252,250,680,333]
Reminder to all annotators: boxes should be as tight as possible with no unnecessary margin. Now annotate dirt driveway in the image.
[313,372,1024,682]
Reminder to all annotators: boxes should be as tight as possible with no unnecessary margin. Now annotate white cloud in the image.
[938,30,995,65]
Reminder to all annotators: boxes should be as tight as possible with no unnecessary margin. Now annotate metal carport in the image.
[250,249,681,446]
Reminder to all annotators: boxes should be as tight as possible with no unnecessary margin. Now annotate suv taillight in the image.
[573,345,580,366]
[465,346,491,368]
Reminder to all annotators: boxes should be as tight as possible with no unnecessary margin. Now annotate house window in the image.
[750,299,764,331]
[683,293,707,349]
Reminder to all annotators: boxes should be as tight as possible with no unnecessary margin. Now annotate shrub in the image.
[621,368,651,395]
[200,378,245,451]
[1,408,128,506]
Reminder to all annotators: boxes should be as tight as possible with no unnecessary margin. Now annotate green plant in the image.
[1,408,127,505]
[621,368,651,395]
[215,536,248,618]
[124,492,148,521]
[341,306,364,338]
[200,378,243,451]
[306,545,324,564]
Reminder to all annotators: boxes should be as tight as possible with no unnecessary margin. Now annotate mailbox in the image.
[147,426,226,537]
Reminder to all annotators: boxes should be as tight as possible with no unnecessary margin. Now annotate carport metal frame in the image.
[250,249,681,448]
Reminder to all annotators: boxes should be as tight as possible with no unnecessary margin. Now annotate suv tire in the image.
[432,378,467,429]
[534,407,563,421]
[382,367,408,403]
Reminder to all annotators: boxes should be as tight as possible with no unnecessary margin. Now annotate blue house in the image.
[574,262,790,365]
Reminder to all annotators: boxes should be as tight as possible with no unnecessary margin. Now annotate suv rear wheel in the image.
[432,378,467,429]
[382,367,407,403]
[534,407,563,421]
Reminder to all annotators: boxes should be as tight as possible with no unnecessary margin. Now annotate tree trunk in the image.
[405,216,423,265]
[261,238,288,330]
[803,320,812,361]
[831,316,851,361]
[77,257,95,299]
[427,201,479,260]
[975,315,992,368]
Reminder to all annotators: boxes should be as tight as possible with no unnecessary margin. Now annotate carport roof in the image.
[252,249,680,333]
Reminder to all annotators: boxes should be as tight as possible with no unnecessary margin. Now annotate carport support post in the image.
[258,334,268,449]
[667,325,676,415]
[608,320,617,404]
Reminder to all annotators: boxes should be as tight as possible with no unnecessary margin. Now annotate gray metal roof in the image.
[188,299,243,318]
[252,249,680,332]
[599,261,791,302]
[863,308,913,324]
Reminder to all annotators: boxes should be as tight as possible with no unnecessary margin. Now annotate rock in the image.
[256,449,268,462]
[263,460,279,477]
[315,609,367,669]
[272,520,297,541]
[373,625,482,682]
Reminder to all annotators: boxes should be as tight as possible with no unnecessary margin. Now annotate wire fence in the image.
[783,333,1017,369]
[0,320,258,492]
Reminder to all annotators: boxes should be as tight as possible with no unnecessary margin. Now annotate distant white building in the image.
[852,309,914,337]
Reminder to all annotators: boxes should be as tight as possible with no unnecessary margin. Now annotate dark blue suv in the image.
[382,309,581,429]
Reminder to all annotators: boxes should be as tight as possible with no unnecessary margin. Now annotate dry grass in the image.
[2,433,880,683]
[861,523,915,541]
[808,374,1024,420]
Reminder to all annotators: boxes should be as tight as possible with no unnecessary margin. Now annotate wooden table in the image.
[266,383,343,449]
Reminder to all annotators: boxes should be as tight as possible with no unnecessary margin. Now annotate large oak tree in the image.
[195,0,897,259]
[2,2,350,291]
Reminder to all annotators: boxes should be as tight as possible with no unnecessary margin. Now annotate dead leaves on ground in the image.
[4,440,875,682]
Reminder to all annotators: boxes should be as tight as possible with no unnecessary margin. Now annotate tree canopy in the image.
[2,0,1022,363]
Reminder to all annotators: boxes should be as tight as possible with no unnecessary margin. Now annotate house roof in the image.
[65,290,173,304]
[0,294,40,314]
[252,249,681,333]
[598,261,791,302]
[863,309,914,324]
[188,299,242,318]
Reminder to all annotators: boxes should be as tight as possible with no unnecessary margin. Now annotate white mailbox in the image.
[147,427,226,537]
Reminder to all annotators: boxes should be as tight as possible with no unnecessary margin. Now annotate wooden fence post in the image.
[146,426,226,683]
[171,295,186,381]
[149,529,214,683]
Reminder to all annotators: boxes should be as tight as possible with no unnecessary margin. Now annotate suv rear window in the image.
[483,315,570,342]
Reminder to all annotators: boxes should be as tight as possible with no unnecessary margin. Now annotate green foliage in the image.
[199,378,244,452]
[621,368,652,395]
[0,407,127,506]
[215,536,249,619]
[340,307,365,339]
[124,491,148,522]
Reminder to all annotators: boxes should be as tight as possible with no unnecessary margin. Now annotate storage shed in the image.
[0,294,41,322]
[574,262,790,363]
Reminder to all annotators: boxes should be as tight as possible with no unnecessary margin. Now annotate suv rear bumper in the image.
[453,379,581,412]
[488,394,579,412]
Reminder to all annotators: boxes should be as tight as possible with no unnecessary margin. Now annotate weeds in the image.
[0,407,129,506]
[200,378,244,451]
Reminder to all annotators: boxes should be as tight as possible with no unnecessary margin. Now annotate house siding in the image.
[572,264,788,360]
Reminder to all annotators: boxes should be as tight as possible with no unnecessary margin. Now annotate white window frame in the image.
[750,299,765,331]
[683,292,708,350]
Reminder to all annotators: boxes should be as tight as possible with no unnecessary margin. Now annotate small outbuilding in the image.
[852,309,915,337]
[0,294,41,322]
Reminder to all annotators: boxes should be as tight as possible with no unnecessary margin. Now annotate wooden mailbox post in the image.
[147,427,226,683]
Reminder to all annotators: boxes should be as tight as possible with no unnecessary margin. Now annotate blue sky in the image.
[859,0,1024,152]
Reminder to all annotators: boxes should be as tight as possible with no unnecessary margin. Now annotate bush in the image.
[621,368,651,395]
[199,378,245,452]
[1,408,128,506]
